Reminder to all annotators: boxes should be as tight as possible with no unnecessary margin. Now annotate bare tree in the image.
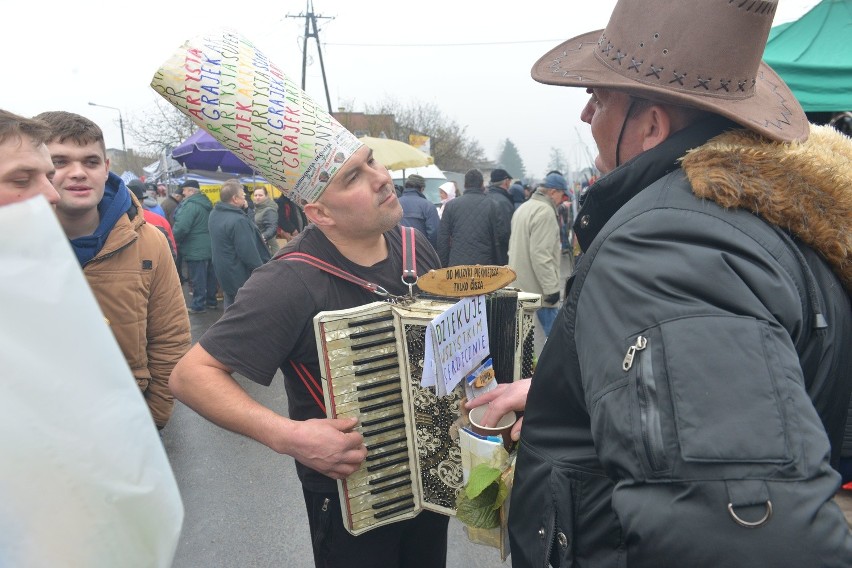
[126,99,196,154]
[363,99,486,172]
[108,150,159,177]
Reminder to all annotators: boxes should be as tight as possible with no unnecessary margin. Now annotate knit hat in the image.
[405,174,426,189]
[179,179,200,190]
[490,168,512,183]
[151,30,362,204]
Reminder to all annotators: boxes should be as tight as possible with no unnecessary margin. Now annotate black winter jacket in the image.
[486,185,514,264]
[509,119,852,567]
[438,188,504,267]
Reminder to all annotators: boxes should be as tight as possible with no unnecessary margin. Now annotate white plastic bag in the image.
[0,197,183,568]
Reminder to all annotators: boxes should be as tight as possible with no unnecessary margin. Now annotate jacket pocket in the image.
[596,316,792,481]
[645,316,791,473]
[660,315,791,465]
[511,441,623,568]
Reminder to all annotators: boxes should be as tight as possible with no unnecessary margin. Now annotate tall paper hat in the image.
[150,30,362,203]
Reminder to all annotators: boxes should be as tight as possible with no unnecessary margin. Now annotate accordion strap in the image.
[279,226,419,299]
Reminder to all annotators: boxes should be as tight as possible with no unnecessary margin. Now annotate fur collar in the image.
[682,125,852,293]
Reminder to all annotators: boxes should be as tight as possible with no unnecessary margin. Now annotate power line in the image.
[285,1,335,112]
[325,39,566,47]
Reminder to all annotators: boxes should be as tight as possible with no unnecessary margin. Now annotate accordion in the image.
[313,289,540,535]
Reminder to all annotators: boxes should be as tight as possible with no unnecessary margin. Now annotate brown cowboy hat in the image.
[532,0,808,143]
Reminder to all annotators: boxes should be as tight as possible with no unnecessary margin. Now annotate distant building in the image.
[332,110,396,138]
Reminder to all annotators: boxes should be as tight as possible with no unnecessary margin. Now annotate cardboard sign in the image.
[422,295,490,396]
[417,265,516,298]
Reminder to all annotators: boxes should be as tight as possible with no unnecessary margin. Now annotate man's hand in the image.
[287,417,367,479]
[465,379,531,441]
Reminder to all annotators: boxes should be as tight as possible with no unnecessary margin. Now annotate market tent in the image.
[172,129,256,175]
[764,0,852,112]
[143,152,185,183]
[172,171,279,205]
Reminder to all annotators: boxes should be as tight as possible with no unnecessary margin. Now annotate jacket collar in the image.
[487,185,513,204]
[401,187,426,198]
[683,124,852,292]
[574,115,736,251]
[214,201,247,214]
[530,190,558,212]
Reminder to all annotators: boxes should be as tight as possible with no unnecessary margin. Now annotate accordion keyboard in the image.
[320,310,418,532]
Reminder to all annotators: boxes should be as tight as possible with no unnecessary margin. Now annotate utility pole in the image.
[286,1,334,113]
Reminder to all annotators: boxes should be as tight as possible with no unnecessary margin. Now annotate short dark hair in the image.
[253,186,268,196]
[404,174,426,189]
[0,109,51,147]
[219,179,242,203]
[32,111,106,156]
[464,169,483,190]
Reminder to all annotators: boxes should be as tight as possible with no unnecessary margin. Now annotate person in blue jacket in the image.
[398,173,439,250]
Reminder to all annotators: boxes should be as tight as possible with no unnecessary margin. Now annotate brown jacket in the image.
[83,195,190,428]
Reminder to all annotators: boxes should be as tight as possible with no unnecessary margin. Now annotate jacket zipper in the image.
[543,512,557,568]
[624,336,666,472]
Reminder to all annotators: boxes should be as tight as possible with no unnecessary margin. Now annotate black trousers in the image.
[302,488,448,568]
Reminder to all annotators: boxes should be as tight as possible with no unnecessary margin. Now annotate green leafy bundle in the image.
[455,463,509,529]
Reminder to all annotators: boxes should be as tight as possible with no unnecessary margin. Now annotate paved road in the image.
[164,296,510,567]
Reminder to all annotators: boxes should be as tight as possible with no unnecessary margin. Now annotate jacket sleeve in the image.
[492,199,512,265]
[437,208,451,267]
[258,209,277,241]
[234,220,267,272]
[574,208,850,565]
[424,203,440,251]
[171,202,193,242]
[144,227,191,428]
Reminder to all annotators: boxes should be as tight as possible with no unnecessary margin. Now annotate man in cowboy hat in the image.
[467,1,852,565]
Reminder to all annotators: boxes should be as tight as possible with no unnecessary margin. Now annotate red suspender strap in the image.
[279,227,420,298]
[289,360,326,414]
[401,226,417,285]
[278,252,390,297]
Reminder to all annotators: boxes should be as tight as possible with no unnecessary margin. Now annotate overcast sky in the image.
[3,0,820,179]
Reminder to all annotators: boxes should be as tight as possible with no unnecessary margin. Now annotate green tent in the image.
[763,0,852,112]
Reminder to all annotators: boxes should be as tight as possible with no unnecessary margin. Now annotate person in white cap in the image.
[467,0,852,566]
[436,180,456,219]
[161,31,446,568]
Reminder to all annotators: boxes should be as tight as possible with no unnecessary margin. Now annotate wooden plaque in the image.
[416,265,517,297]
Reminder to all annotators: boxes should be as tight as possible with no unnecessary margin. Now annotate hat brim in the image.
[531,30,808,143]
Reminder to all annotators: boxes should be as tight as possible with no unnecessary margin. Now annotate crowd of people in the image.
[2,0,852,566]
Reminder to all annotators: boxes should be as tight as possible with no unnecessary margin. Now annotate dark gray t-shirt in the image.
[199,224,440,491]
